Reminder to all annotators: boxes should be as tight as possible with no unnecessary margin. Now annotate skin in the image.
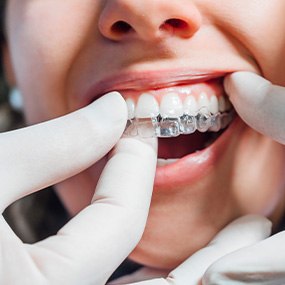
[3,0,285,269]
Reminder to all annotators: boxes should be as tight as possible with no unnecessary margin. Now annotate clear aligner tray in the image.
[124,108,235,138]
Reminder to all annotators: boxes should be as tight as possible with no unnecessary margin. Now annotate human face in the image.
[5,0,285,269]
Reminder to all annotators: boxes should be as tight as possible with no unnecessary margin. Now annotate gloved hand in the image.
[0,92,157,285]
[109,215,272,285]
[224,71,285,144]
[198,72,285,284]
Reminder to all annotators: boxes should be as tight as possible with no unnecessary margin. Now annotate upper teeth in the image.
[160,93,184,118]
[126,92,231,119]
[135,93,160,118]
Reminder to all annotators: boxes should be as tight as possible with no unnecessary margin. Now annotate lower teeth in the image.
[124,109,235,138]
[157,158,178,167]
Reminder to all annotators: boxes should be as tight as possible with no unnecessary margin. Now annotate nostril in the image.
[164,18,189,30]
[111,21,133,35]
[160,18,195,38]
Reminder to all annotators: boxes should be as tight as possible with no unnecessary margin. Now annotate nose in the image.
[98,0,202,41]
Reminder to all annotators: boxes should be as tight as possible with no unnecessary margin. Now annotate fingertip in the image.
[224,72,271,105]
[87,91,128,125]
[130,136,158,155]
[113,136,158,161]
[234,215,272,236]
[224,72,254,98]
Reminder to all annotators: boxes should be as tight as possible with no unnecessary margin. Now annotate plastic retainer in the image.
[124,108,235,138]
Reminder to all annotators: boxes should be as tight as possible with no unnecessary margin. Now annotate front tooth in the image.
[184,95,198,115]
[126,98,135,119]
[218,96,227,112]
[209,96,219,114]
[160,93,183,118]
[135,93,159,118]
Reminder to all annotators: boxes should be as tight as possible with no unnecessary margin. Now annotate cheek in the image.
[232,130,285,215]
[6,1,99,123]
[210,1,285,84]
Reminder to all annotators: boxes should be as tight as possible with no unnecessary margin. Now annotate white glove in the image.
[109,215,272,285]
[202,228,285,284]
[224,71,285,144]
[0,92,157,285]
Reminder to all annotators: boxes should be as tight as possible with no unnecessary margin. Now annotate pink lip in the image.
[154,117,245,190]
[83,68,231,105]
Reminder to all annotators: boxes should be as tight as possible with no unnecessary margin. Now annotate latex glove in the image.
[202,228,285,284]
[224,71,285,144]
[109,215,272,285]
[0,92,157,285]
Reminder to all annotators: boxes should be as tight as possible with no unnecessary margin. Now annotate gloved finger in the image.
[224,71,285,144]
[203,231,285,285]
[116,215,272,285]
[167,215,272,285]
[27,136,158,285]
[0,92,127,211]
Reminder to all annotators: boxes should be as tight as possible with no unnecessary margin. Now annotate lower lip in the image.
[154,117,245,190]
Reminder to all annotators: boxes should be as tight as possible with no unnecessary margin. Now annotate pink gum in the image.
[121,80,225,104]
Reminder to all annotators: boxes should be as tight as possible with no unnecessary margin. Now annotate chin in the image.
[129,220,219,269]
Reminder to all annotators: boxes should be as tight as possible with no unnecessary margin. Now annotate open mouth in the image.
[121,76,235,164]
[83,70,240,187]
[157,128,226,161]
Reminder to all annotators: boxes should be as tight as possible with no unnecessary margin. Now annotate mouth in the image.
[123,76,234,160]
[85,69,239,187]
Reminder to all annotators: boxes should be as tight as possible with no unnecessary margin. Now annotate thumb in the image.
[224,71,285,144]
[168,215,272,285]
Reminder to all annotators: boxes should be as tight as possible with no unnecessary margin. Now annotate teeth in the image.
[129,93,230,119]
[126,98,135,119]
[209,96,219,114]
[160,93,184,118]
[157,118,180,137]
[218,96,227,112]
[208,113,221,132]
[124,92,234,138]
[198,92,210,114]
[136,93,159,118]
[183,96,198,115]
[196,111,212,132]
[180,114,196,134]
[157,158,178,167]
[125,110,235,138]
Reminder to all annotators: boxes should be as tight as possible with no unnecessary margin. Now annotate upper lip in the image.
[84,69,230,104]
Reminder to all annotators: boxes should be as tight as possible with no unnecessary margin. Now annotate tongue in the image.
[158,132,211,159]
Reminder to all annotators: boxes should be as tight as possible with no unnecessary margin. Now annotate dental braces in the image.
[124,108,235,138]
